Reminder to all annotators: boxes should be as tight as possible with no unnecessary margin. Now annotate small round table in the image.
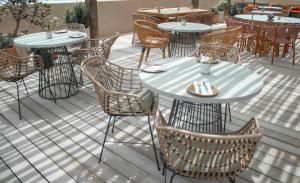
[158,22,212,57]
[234,14,300,24]
[14,31,87,99]
[139,57,264,133]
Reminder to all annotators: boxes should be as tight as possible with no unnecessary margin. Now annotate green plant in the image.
[0,33,11,49]
[65,3,90,28]
[216,0,230,11]
[0,0,51,37]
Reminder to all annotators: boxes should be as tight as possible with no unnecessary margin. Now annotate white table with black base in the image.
[158,22,211,57]
[139,57,264,133]
[14,31,87,100]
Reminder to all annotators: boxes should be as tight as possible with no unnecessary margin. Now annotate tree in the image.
[191,0,199,8]
[87,0,98,39]
[0,0,51,37]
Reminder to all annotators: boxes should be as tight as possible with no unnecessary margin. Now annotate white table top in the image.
[251,10,282,15]
[158,22,212,33]
[235,14,300,24]
[14,31,87,48]
[258,6,282,11]
[139,57,264,104]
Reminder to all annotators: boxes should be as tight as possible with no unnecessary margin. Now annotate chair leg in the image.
[138,47,146,68]
[169,172,176,183]
[21,78,29,96]
[271,44,276,65]
[162,162,166,175]
[99,115,113,164]
[145,48,151,61]
[162,48,166,58]
[228,103,232,122]
[132,32,136,45]
[111,116,117,133]
[167,45,171,58]
[164,163,167,183]
[15,82,21,120]
[292,43,295,65]
[147,115,160,171]
[229,176,236,183]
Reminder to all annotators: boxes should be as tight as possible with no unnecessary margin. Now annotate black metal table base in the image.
[168,99,225,133]
[170,32,196,57]
[35,46,78,99]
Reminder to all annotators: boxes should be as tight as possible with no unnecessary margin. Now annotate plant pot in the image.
[216,11,225,23]
[46,31,53,39]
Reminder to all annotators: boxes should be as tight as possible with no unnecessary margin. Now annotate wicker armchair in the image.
[81,56,160,170]
[200,26,243,46]
[132,14,163,45]
[155,110,262,183]
[178,12,214,25]
[134,20,170,68]
[0,51,52,119]
[70,32,119,85]
[191,44,241,64]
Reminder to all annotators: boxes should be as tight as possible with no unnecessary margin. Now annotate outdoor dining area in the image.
[0,0,299,183]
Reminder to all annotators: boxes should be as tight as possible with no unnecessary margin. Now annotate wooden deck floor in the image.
[0,32,300,183]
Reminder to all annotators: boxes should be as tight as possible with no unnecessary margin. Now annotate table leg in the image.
[170,32,196,57]
[35,46,78,100]
[168,99,225,133]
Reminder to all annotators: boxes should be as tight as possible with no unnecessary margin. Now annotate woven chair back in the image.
[81,32,119,59]
[200,26,243,46]
[155,110,262,180]
[179,12,214,25]
[133,20,169,47]
[81,56,155,116]
[0,52,43,81]
[191,44,241,64]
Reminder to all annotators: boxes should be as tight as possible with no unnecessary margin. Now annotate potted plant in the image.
[65,3,90,33]
[213,0,230,23]
[42,16,61,39]
[0,0,51,38]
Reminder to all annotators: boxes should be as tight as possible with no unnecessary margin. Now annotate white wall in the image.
[0,0,192,37]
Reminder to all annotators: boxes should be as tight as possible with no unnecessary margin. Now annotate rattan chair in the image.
[0,51,54,119]
[70,32,120,85]
[155,110,262,183]
[178,12,214,25]
[132,14,163,45]
[191,44,241,64]
[81,56,160,170]
[260,25,300,65]
[134,20,170,68]
[200,26,243,46]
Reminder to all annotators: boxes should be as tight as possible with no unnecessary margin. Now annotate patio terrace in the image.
[0,32,299,183]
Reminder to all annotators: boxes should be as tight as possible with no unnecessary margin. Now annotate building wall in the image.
[1,0,300,37]
[1,0,191,37]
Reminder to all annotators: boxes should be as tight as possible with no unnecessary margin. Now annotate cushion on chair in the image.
[130,88,154,109]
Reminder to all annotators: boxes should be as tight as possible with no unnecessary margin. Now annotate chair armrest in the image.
[107,62,142,91]
[226,117,261,136]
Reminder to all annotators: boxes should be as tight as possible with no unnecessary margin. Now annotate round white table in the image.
[14,31,87,99]
[158,22,212,57]
[139,57,264,132]
[251,10,282,16]
[234,14,300,24]
[258,6,282,11]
